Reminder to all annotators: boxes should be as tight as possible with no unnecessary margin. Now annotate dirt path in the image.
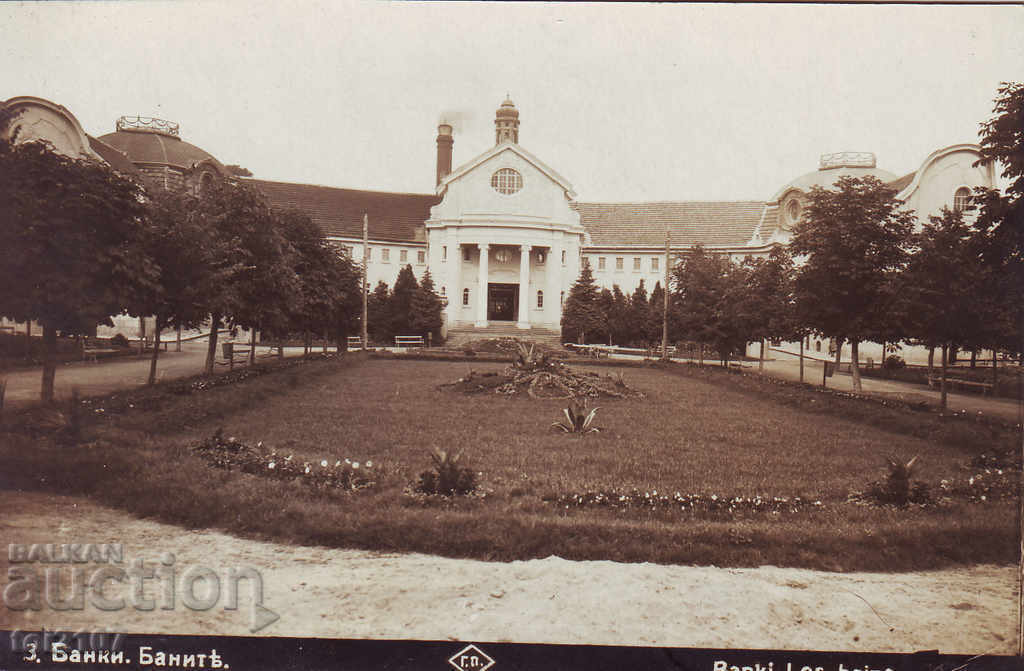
[0,491,1016,654]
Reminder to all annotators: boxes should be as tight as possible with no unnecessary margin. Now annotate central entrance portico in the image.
[488,283,518,322]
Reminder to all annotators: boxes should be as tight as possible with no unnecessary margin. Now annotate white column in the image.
[448,238,462,325]
[475,243,489,327]
[547,243,562,328]
[517,244,531,329]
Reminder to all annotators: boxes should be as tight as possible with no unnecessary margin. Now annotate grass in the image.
[0,355,1018,571]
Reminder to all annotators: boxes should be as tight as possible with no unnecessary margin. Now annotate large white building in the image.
[1,95,997,355]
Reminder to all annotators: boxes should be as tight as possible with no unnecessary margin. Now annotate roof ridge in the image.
[246,177,435,198]
[578,200,766,206]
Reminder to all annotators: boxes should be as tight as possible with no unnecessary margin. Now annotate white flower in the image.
[228,436,236,443]
[335,460,341,467]
[268,462,276,470]
[981,495,987,501]
[365,460,373,468]
[352,462,360,469]
[969,477,975,485]
[304,465,311,474]
[345,458,351,464]
[257,441,263,448]
[321,460,329,467]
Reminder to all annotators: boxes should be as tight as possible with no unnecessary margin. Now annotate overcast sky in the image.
[2,2,1021,201]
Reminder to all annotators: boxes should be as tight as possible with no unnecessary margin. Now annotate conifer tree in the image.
[410,269,444,343]
[561,260,603,344]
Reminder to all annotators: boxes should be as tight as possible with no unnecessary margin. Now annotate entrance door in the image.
[487,283,518,321]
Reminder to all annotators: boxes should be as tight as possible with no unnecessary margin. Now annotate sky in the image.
[1,2,1021,202]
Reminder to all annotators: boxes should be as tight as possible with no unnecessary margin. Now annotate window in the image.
[365,248,372,262]
[786,199,801,223]
[417,250,425,264]
[615,257,624,271]
[400,249,408,263]
[651,257,659,271]
[560,291,565,305]
[561,250,566,265]
[463,247,472,262]
[815,341,822,353]
[494,248,512,264]
[441,286,446,296]
[462,288,470,306]
[382,249,390,262]
[442,246,447,262]
[954,187,971,212]
[598,257,606,270]
[536,251,545,264]
[537,290,543,308]
[491,168,523,195]
[633,257,641,271]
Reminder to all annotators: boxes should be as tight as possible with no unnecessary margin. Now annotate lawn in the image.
[1,355,1017,571]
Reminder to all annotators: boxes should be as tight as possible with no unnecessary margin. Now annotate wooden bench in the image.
[219,342,252,370]
[347,336,365,350]
[394,335,425,348]
[927,375,994,395]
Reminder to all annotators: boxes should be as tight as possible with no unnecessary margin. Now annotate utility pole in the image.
[362,213,369,350]
[661,226,670,361]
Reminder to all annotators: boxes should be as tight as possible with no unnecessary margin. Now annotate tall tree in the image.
[561,260,603,344]
[367,281,392,343]
[742,245,797,372]
[390,265,420,337]
[790,175,916,392]
[630,280,650,347]
[672,246,748,367]
[646,281,666,346]
[410,269,444,343]
[902,207,995,409]
[973,81,1024,359]
[0,137,150,401]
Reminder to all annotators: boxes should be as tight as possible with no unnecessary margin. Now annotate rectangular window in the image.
[400,249,408,263]
[365,248,371,262]
[442,246,447,262]
[615,257,624,271]
[537,290,544,308]
[633,257,641,271]
[417,250,425,264]
[561,250,566,265]
[382,249,390,262]
[463,247,472,262]
[598,257,606,270]
[651,257,659,271]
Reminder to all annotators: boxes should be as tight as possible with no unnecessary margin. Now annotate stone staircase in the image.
[444,322,563,348]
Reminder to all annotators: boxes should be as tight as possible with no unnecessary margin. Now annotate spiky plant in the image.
[884,455,918,504]
[552,400,601,435]
[417,447,477,495]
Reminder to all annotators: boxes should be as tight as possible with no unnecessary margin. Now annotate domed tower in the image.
[495,97,519,145]
[97,115,227,193]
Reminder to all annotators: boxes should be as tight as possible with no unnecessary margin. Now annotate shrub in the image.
[866,455,930,506]
[416,448,477,496]
[110,333,130,348]
[882,355,906,370]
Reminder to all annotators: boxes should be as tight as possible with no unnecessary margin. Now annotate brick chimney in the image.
[436,123,453,186]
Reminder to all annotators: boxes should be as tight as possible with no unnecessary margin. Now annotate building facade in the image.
[1,95,997,355]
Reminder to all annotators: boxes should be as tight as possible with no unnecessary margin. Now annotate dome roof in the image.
[771,152,896,202]
[496,98,519,118]
[96,123,224,171]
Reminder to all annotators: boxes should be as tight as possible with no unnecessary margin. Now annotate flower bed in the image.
[192,430,377,491]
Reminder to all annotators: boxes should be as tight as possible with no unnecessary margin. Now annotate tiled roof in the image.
[87,135,140,177]
[248,179,439,243]
[758,204,781,241]
[888,171,916,194]
[576,201,766,247]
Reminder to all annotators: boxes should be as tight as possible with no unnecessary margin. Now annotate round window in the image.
[491,168,523,195]
[786,199,801,223]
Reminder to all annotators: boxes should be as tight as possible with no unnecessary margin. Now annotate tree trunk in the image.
[927,346,935,373]
[992,348,998,387]
[799,338,804,383]
[250,327,257,365]
[758,339,765,373]
[940,343,949,410]
[833,338,843,385]
[850,339,862,393]
[277,334,284,360]
[40,324,57,403]
[323,328,328,353]
[698,342,704,367]
[205,313,221,375]
[148,318,163,385]
[25,321,32,358]
[176,324,182,353]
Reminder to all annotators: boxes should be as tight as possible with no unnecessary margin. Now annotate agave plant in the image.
[884,455,918,505]
[417,447,477,495]
[552,400,601,434]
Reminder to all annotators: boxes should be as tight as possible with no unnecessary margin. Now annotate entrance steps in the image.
[445,322,563,348]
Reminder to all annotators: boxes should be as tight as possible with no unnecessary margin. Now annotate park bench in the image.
[220,342,252,370]
[394,335,425,348]
[347,335,365,350]
[926,375,994,396]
